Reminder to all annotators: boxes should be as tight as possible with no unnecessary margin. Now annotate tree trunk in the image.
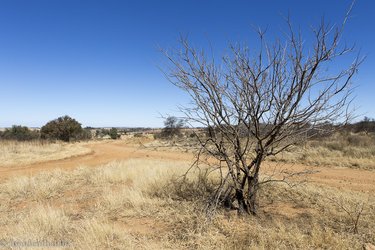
[248,158,261,215]
[248,175,258,215]
[235,189,249,215]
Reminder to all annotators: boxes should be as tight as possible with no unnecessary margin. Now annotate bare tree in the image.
[162,5,362,215]
[160,116,185,139]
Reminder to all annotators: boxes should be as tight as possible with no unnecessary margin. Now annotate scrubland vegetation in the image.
[0,159,373,249]
[150,129,375,171]
[271,131,375,170]
[0,118,374,249]
[1,1,373,249]
[0,126,374,249]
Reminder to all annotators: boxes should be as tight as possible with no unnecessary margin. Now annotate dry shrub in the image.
[150,167,218,202]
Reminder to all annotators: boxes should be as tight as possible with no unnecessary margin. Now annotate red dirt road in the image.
[1,140,374,192]
[0,140,193,180]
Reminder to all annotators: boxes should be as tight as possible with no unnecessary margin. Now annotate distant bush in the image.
[95,129,104,138]
[77,128,93,141]
[153,132,162,139]
[109,128,120,139]
[95,128,120,139]
[160,116,184,139]
[40,116,85,142]
[0,125,40,141]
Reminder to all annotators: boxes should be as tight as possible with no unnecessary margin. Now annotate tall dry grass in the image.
[271,132,375,170]
[0,140,92,167]
[0,159,373,249]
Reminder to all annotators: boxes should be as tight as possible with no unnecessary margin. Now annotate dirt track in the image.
[0,140,193,179]
[1,139,374,193]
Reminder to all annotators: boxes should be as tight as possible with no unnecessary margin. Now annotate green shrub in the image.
[40,116,84,142]
[1,125,40,141]
[109,128,120,140]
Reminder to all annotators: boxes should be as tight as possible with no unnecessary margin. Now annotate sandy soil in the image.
[1,139,374,193]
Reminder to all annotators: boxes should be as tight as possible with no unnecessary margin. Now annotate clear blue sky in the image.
[0,0,374,128]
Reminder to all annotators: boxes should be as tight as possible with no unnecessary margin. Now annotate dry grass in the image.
[271,132,375,170]
[0,159,373,249]
[0,140,92,167]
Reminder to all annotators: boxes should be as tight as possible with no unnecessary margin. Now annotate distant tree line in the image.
[1,116,374,142]
[343,116,375,134]
[0,115,125,142]
[0,115,92,142]
[0,125,40,141]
